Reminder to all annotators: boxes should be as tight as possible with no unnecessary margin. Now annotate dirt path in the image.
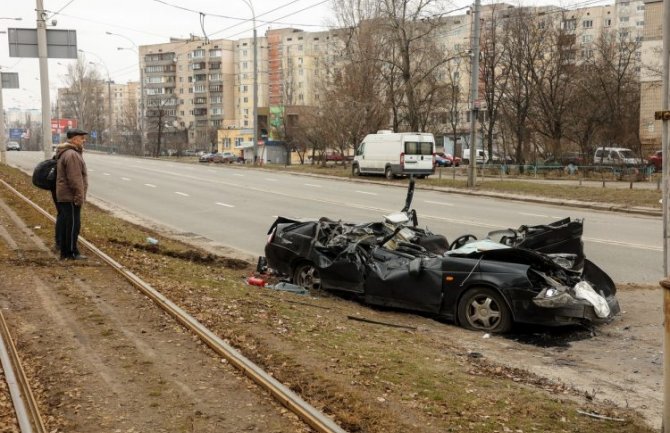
[432,286,663,429]
[0,194,307,432]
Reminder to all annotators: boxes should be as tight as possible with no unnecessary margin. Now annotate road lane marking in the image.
[215,202,235,208]
[265,178,278,182]
[110,165,660,253]
[144,183,157,188]
[103,173,111,176]
[519,212,563,219]
[175,192,189,197]
[121,177,131,181]
[304,183,322,188]
[356,190,377,196]
[233,173,244,177]
[425,200,453,206]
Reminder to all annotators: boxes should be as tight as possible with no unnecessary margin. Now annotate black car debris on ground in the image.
[261,178,619,333]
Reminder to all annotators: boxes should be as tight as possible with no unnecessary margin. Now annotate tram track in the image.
[0,178,345,433]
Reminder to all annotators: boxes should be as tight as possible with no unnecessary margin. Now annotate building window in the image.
[620,16,629,22]
[209,49,221,57]
[582,35,592,43]
[604,18,612,27]
[582,20,593,28]
[192,49,205,58]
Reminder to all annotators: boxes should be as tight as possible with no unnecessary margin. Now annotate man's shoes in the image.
[60,254,87,261]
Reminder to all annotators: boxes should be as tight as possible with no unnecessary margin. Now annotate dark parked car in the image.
[648,150,662,172]
[263,179,619,333]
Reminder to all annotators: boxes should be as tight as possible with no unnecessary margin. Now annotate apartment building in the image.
[139,36,235,151]
[638,0,662,150]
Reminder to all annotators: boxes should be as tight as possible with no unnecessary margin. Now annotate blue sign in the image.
[90,130,97,139]
[9,128,22,140]
[52,134,60,144]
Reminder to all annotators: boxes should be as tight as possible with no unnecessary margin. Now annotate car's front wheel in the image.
[352,164,361,176]
[385,166,394,180]
[457,287,512,333]
[292,262,321,291]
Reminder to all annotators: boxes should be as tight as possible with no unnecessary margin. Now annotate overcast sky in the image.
[0,0,335,110]
[1,0,611,110]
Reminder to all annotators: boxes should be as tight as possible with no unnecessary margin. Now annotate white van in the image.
[352,131,435,179]
[593,147,643,166]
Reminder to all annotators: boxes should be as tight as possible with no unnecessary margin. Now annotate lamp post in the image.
[79,49,113,147]
[107,31,145,157]
[240,0,258,164]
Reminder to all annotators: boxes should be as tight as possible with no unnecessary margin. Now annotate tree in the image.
[499,7,544,163]
[528,11,580,160]
[145,93,177,157]
[480,4,510,159]
[61,57,106,141]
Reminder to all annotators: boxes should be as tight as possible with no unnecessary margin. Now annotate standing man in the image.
[56,128,89,260]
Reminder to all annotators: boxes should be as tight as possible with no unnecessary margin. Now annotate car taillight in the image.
[400,152,405,170]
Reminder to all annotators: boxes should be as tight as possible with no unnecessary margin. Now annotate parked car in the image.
[435,152,461,167]
[648,150,662,172]
[212,151,239,163]
[262,178,619,333]
[199,152,216,162]
[593,147,643,166]
[6,141,20,151]
[435,154,451,167]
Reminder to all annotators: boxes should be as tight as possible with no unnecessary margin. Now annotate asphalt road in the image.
[6,151,662,283]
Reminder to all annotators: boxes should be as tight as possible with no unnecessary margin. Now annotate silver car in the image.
[6,141,20,151]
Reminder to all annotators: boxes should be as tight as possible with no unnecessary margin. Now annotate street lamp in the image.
[107,31,145,156]
[0,17,22,21]
[79,49,113,147]
[239,0,259,164]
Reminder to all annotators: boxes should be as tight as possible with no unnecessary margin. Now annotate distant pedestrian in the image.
[55,128,89,260]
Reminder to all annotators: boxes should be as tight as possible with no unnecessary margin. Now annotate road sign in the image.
[90,131,97,139]
[9,128,23,140]
[0,72,19,89]
[7,28,77,59]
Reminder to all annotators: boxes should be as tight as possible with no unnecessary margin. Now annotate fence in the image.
[435,163,660,190]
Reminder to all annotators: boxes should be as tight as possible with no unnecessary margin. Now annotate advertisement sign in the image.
[9,128,23,140]
[51,118,77,134]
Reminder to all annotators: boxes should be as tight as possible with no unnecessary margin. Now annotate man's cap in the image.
[66,128,89,139]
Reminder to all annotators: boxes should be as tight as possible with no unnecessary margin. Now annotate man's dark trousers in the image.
[57,202,81,259]
[51,189,62,249]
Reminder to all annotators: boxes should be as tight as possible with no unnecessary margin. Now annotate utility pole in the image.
[467,0,481,188]
[661,0,670,430]
[0,77,5,164]
[240,0,259,164]
[36,0,52,159]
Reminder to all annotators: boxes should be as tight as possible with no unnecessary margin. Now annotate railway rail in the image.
[0,178,346,433]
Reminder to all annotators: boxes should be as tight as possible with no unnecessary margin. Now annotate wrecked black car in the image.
[262,179,619,333]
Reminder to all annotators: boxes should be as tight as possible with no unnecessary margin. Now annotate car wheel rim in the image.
[465,295,501,330]
[295,265,321,290]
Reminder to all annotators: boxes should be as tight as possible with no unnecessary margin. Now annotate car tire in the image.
[457,287,512,333]
[385,166,394,180]
[292,261,321,291]
[352,164,361,176]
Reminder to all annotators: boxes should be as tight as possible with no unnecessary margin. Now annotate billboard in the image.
[51,118,77,134]
[9,128,24,140]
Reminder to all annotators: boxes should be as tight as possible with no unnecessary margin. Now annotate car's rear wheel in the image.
[385,166,394,180]
[292,262,321,291]
[352,164,361,176]
[457,287,512,333]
